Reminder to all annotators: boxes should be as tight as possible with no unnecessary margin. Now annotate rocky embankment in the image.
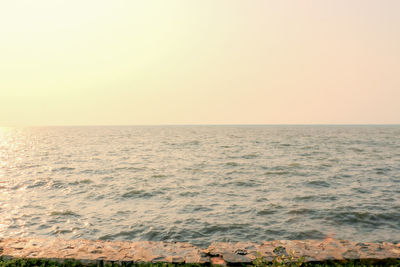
[1,237,399,265]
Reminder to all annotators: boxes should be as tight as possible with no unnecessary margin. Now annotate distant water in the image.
[0,125,399,247]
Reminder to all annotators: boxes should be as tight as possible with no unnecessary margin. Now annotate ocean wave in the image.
[69,179,93,185]
[306,180,330,187]
[2,125,400,246]
[50,210,80,217]
[51,167,75,172]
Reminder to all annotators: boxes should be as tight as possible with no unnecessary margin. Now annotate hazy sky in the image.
[1,0,399,126]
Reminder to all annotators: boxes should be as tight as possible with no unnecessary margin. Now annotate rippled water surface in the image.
[0,126,399,246]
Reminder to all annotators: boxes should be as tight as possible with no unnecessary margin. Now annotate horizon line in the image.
[2,123,400,128]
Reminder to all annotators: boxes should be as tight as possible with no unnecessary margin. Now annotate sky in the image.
[0,0,399,126]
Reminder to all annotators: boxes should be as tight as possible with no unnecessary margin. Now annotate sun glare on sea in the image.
[0,127,14,173]
[0,127,12,148]
[0,127,12,135]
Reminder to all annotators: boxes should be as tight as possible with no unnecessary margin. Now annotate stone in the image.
[210,256,226,265]
[234,249,247,255]
[0,237,399,265]
[222,252,252,264]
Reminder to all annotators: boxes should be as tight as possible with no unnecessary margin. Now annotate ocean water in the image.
[0,125,399,247]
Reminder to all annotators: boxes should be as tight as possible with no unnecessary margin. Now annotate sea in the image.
[0,125,399,247]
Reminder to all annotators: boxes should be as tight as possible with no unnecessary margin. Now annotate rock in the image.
[0,237,399,265]
[342,249,360,259]
[210,257,226,265]
[234,249,248,255]
[222,252,252,264]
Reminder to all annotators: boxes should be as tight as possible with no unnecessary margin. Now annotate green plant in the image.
[253,249,305,267]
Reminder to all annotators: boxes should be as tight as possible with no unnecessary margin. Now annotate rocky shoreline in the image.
[1,237,399,265]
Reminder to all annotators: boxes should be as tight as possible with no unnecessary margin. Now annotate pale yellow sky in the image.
[1,0,399,126]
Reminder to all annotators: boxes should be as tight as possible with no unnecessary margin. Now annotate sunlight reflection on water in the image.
[0,125,399,246]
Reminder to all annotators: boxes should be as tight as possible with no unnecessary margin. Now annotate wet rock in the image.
[151,256,166,262]
[303,255,318,262]
[234,249,247,255]
[342,249,360,259]
[223,252,252,264]
[171,256,185,263]
[204,242,230,256]
[0,237,399,265]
